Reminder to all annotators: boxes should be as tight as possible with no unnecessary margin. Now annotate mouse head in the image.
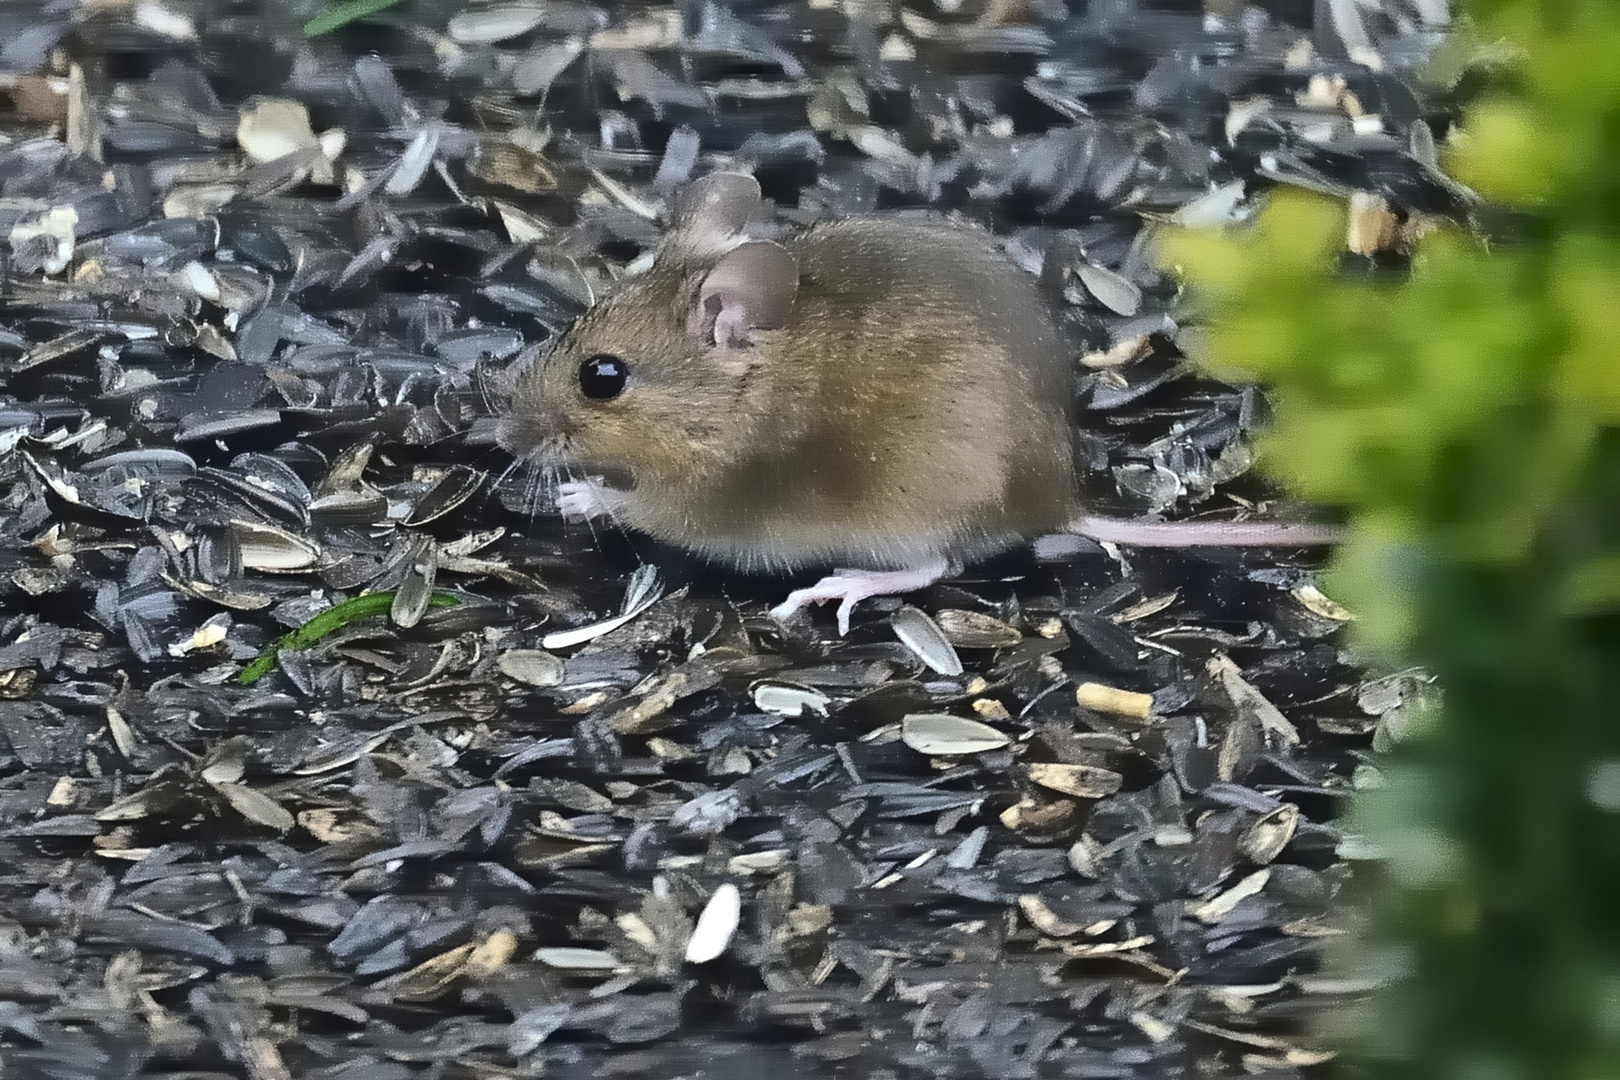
[499,173,799,485]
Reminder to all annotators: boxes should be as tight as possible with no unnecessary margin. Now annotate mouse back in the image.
[748,214,1077,564]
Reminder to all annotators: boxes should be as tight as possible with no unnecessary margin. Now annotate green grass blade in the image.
[303,0,405,36]
[238,591,461,685]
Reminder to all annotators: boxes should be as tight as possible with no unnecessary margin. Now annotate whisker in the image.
[529,461,550,521]
[505,452,652,574]
[562,461,607,551]
[474,362,499,416]
[558,461,650,570]
[502,456,540,525]
[494,455,523,489]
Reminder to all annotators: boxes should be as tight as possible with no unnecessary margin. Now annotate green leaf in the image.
[303,0,405,36]
[238,591,461,685]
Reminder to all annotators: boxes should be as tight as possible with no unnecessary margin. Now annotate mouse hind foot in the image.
[769,559,952,636]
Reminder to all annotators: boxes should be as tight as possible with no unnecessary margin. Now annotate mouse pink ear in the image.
[690,241,798,349]
[668,172,762,250]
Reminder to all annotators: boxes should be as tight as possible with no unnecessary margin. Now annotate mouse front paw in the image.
[556,479,627,520]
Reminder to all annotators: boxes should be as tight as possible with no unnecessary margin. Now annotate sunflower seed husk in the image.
[900,713,1010,756]
[684,883,741,964]
[1026,762,1123,799]
[933,609,1023,648]
[497,649,565,687]
[890,606,963,676]
[1239,803,1301,865]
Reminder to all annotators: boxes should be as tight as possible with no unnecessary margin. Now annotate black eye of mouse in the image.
[578,355,629,400]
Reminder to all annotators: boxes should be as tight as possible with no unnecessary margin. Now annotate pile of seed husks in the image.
[0,0,1451,1076]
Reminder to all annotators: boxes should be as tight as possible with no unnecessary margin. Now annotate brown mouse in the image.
[498,173,1338,633]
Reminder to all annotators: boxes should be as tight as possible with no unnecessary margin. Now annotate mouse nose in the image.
[499,365,579,457]
[494,411,544,457]
[496,393,578,458]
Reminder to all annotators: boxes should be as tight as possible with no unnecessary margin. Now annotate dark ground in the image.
[0,0,1452,1076]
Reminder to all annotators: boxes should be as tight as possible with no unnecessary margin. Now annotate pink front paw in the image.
[556,479,624,520]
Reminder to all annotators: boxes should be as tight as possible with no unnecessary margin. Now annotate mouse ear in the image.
[668,172,762,249]
[689,241,798,349]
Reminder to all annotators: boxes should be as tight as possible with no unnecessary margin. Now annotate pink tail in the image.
[1069,514,1344,548]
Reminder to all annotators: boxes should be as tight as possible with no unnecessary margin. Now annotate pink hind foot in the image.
[769,560,951,636]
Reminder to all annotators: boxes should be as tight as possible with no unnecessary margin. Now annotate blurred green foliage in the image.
[1161,1,1620,1076]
